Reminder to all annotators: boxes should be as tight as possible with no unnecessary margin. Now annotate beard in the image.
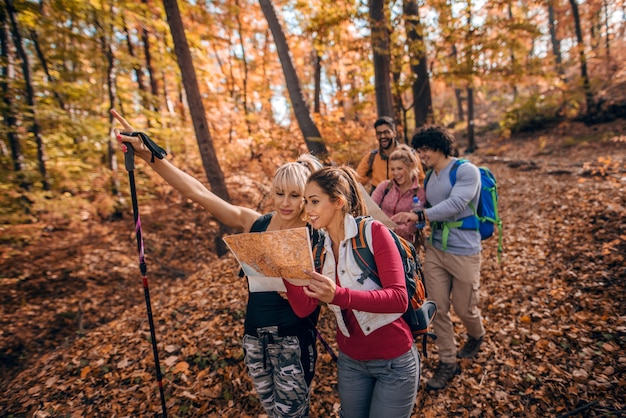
[379,138,394,150]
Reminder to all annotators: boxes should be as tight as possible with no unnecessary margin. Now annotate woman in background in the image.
[371,144,425,244]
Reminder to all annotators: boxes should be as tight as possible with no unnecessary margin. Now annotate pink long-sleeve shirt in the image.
[371,177,425,242]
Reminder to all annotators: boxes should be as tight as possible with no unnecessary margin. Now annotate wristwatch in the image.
[412,209,425,223]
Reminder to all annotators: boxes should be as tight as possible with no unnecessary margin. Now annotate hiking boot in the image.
[425,361,460,391]
[457,335,484,359]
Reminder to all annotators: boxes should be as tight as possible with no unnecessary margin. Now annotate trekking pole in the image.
[123,137,168,417]
[315,328,338,363]
[307,317,337,363]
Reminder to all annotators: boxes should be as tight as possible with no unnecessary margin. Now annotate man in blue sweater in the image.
[392,125,486,391]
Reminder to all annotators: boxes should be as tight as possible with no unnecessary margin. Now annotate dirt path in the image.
[1,125,624,416]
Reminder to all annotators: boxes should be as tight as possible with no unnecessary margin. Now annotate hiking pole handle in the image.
[124,142,135,171]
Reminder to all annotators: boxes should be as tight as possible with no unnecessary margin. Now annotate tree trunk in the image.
[258,0,328,159]
[123,18,150,118]
[0,3,24,181]
[403,0,433,128]
[235,0,251,135]
[452,45,464,122]
[392,69,406,142]
[507,2,518,100]
[94,14,123,201]
[568,0,594,113]
[162,0,233,255]
[5,0,49,190]
[466,87,475,153]
[603,0,611,70]
[547,1,565,78]
[142,0,160,115]
[369,0,394,118]
[313,50,321,114]
[30,29,65,111]
[455,88,464,122]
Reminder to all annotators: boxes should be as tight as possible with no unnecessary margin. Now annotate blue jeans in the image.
[337,345,420,418]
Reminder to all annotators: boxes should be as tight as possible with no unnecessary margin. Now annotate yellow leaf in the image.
[173,361,190,374]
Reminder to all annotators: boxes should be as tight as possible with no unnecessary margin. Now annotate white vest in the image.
[321,214,402,337]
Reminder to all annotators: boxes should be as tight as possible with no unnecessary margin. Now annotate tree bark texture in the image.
[369,0,394,118]
[163,0,234,255]
[568,0,594,113]
[0,4,23,177]
[5,0,49,190]
[258,0,328,159]
[466,86,476,153]
[403,0,433,128]
[547,1,565,78]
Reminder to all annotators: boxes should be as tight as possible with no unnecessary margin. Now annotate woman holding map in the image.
[112,109,323,418]
[283,166,419,418]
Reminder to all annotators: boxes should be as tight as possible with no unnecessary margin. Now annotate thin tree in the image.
[404,0,433,127]
[4,0,49,190]
[568,0,594,113]
[602,0,610,70]
[94,11,123,200]
[506,1,518,100]
[258,0,328,159]
[162,0,233,255]
[122,17,150,118]
[235,0,252,135]
[369,0,394,118]
[547,0,565,79]
[313,50,322,114]
[0,3,24,180]
[30,29,65,111]
[141,0,161,116]
[465,1,476,153]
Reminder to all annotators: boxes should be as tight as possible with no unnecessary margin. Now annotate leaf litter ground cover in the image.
[0,122,624,417]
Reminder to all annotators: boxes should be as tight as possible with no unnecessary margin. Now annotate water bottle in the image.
[412,196,426,229]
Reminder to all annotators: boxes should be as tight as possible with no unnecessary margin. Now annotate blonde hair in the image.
[389,144,420,181]
[272,154,323,194]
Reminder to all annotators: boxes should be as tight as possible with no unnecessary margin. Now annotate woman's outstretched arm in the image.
[112,109,261,232]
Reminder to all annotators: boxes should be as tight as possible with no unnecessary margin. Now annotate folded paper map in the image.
[223,227,314,292]
[359,183,397,228]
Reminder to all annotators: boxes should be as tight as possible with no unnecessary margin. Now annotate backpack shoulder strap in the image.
[379,179,394,205]
[365,149,378,177]
[448,159,466,186]
[424,169,433,188]
[250,213,273,232]
[351,216,381,287]
[313,242,326,274]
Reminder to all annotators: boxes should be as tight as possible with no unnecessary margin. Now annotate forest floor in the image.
[0,120,625,417]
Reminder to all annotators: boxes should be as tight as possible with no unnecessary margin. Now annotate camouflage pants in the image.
[243,326,317,418]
